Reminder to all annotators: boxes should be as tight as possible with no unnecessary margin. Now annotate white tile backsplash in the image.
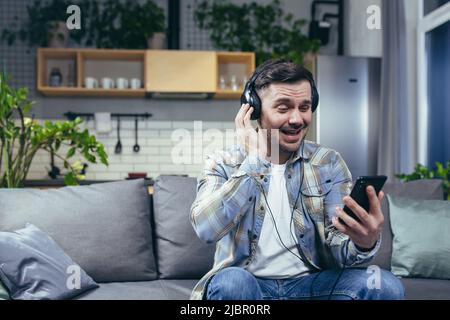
[172,121,196,129]
[25,120,237,180]
[147,121,172,129]
[146,138,173,146]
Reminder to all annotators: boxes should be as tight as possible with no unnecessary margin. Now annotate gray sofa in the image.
[0,176,449,300]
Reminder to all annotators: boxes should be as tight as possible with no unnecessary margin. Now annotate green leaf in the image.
[54,139,61,151]
[64,172,78,186]
[6,94,13,107]
[436,162,445,178]
[67,147,76,159]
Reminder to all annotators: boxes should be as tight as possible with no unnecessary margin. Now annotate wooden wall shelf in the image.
[37,48,255,99]
[37,48,146,97]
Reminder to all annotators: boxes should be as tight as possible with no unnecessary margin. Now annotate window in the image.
[417,1,450,166]
[426,21,450,165]
[424,0,450,16]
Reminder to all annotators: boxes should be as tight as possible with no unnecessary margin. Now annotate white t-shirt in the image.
[247,163,310,279]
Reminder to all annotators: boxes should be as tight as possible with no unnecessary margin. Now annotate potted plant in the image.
[396,162,450,200]
[1,0,74,47]
[0,72,108,187]
[82,0,166,49]
[137,0,166,49]
[195,0,321,66]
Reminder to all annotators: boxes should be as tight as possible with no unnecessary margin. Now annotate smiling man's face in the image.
[258,80,313,164]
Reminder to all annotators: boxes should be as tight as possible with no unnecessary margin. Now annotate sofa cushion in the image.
[401,278,450,300]
[75,281,165,300]
[160,279,200,299]
[74,279,198,300]
[360,179,444,270]
[0,223,98,300]
[388,195,450,280]
[0,179,157,282]
[152,175,215,279]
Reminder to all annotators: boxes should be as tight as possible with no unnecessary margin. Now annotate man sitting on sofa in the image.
[190,59,405,300]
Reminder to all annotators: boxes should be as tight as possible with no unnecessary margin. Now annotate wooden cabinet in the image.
[37,48,255,99]
[145,50,217,94]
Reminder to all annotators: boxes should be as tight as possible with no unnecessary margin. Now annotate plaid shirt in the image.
[189,140,380,300]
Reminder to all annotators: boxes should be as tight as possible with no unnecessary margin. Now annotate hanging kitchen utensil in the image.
[133,117,140,153]
[114,117,122,154]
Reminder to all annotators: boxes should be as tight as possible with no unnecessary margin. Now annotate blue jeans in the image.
[206,267,405,300]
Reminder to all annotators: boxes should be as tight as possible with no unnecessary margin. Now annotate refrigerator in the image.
[315,55,381,180]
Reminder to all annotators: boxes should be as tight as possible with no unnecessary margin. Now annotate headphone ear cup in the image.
[250,90,261,120]
[312,85,319,112]
[240,86,250,106]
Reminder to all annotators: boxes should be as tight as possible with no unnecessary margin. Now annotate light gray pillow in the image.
[0,179,157,282]
[361,179,444,270]
[0,224,98,300]
[388,195,450,280]
[152,175,215,279]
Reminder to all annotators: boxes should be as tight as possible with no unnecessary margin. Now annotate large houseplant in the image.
[396,162,450,200]
[0,72,108,188]
[195,0,321,66]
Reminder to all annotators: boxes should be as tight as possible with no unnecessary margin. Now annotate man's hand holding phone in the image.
[332,185,385,251]
[235,103,271,161]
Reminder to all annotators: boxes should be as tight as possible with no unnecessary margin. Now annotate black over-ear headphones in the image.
[240,59,319,120]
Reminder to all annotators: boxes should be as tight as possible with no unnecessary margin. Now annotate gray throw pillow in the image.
[0,224,98,300]
[361,179,444,270]
[388,195,450,280]
[152,175,215,279]
[0,179,157,282]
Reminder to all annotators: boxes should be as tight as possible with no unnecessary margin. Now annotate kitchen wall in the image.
[1,0,388,181]
[0,0,240,122]
[0,0,376,121]
[24,118,237,180]
[344,0,382,57]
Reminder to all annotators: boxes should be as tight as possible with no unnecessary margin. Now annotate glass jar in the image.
[49,67,62,87]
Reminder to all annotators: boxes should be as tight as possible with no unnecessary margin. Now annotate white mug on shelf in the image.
[85,77,98,89]
[116,77,129,89]
[101,77,114,89]
[130,78,141,89]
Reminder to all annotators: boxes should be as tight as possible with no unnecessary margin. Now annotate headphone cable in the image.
[258,140,306,262]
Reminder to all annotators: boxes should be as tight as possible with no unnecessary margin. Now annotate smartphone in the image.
[338,175,387,225]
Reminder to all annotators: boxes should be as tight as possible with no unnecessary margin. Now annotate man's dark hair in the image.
[253,58,315,93]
